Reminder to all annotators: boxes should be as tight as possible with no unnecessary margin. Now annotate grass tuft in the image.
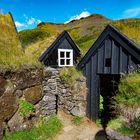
[19,99,35,118]
[72,116,83,126]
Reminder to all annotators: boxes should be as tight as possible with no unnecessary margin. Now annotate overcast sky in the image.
[1,0,140,31]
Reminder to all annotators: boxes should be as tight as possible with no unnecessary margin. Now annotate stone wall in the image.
[0,67,87,138]
[40,67,87,117]
[0,68,43,139]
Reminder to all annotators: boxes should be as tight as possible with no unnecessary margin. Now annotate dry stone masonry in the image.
[40,67,87,117]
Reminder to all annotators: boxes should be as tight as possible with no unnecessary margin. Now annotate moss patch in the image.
[59,67,85,89]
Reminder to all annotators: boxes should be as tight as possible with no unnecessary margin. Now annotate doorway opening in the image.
[55,95,59,114]
[99,74,120,128]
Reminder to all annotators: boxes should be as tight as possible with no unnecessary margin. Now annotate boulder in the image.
[8,109,34,132]
[106,128,133,140]
[8,110,22,132]
[11,69,43,90]
[0,92,18,122]
[24,86,42,105]
[70,103,86,117]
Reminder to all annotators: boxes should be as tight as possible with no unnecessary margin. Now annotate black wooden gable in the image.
[77,24,140,121]
[39,30,80,66]
[78,24,140,71]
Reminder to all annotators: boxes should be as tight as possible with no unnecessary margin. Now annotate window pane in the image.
[105,58,111,67]
[66,52,70,58]
[66,59,70,65]
[60,52,65,58]
[60,59,65,65]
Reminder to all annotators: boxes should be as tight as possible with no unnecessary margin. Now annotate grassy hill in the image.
[19,14,140,60]
[0,13,46,68]
[0,13,140,68]
[0,13,24,68]
[20,14,111,56]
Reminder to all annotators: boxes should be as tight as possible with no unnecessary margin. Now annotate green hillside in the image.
[20,14,111,56]
[19,14,140,61]
[0,13,140,68]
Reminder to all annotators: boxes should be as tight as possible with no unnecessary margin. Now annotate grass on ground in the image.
[3,116,63,140]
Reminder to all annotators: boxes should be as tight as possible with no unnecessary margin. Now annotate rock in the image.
[43,86,51,92]
[0,92,18,123]
[5,80,15,93]
[47,79,56,83]
[70,103,86,117]
[59,96,66,104]
[14,90,23,98]
[8,110,34,132]
[44,67,59,76]
[106,128,133,140]
[60,89,67,94]
[43,70,52,77]
[11,69,43,90]
[44,104,56,110]
[8,110,23,132]
[49,85,56,90]
[42,95,56,102]
[24,86,42,105]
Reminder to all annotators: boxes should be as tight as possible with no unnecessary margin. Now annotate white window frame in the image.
[58,49,73,67]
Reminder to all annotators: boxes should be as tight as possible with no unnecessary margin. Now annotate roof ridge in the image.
[77,24,140,69]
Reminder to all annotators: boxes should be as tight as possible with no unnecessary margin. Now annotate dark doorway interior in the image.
[99,74,120,128]
[55,95,59,114]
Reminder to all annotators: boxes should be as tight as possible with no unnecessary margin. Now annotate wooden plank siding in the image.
[95,36,139,75]
[78,25,140,120]
[111,40,119,74]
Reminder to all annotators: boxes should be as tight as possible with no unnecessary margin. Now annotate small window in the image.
[66,59,70,65]
[105,58,111,67]
[58,49,73,67]
[60,59,65,65]
[66,52,70,57]
[60,52,65,58]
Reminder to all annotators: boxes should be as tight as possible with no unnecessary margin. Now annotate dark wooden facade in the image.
[78,24,140,120]
[39,31,80,67]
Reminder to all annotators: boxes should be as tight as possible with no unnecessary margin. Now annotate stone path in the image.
[54,111,107,140]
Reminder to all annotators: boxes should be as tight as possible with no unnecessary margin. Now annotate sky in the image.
[1,0,140,31]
